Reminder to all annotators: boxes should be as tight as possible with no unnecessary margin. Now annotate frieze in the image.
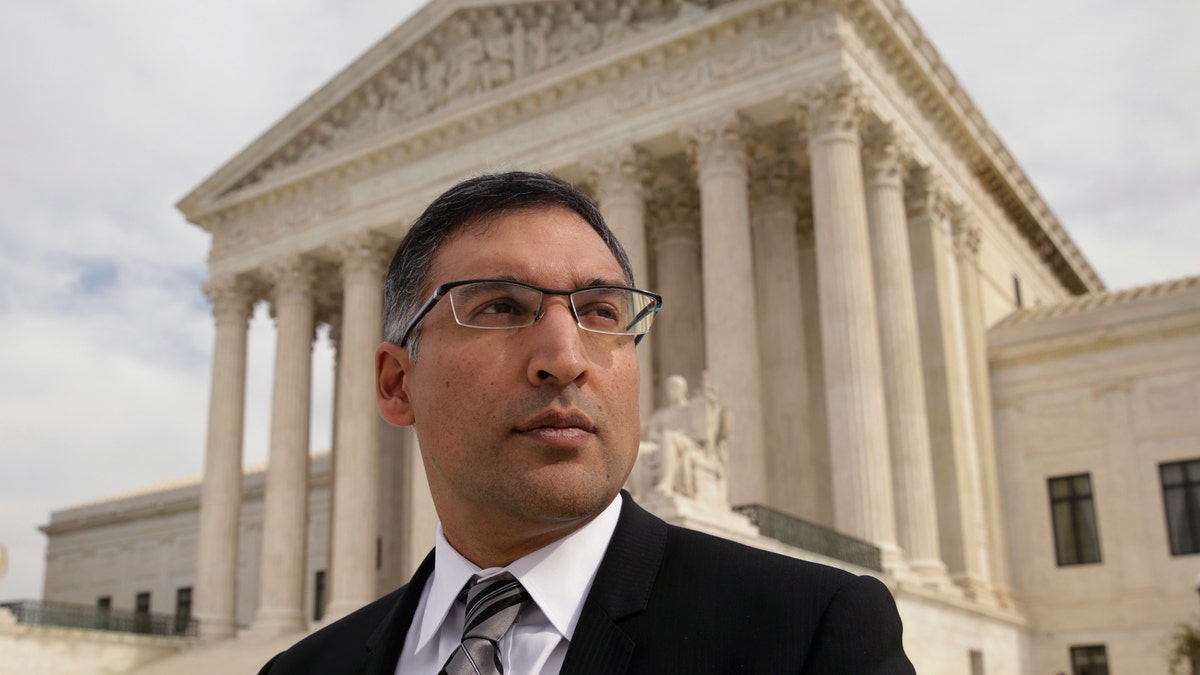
[610,11,840,114]
[210,180,351,259]
[233,1,747,193]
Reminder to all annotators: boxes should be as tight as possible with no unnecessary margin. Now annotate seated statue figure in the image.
[637,374,731,505]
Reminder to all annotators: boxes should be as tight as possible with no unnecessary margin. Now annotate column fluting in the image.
[252,257,317,635]
[796,79,900,559]
[684,114,768,507]
[194,276,253,639]
[325,233,390,622]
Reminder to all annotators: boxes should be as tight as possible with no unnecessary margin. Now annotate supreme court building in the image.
[39,1,1200,673]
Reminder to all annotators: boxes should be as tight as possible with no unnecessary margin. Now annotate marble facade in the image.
[36,0,1200,672]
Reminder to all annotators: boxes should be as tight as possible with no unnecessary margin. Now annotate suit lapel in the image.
[559,494,668,675]
[359,550,436,675]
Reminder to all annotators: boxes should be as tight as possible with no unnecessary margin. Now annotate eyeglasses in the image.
[398,279,663,347]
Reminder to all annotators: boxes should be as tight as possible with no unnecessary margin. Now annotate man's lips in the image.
[514,409,596,445]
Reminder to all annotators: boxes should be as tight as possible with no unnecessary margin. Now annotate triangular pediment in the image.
[178,0,738,218]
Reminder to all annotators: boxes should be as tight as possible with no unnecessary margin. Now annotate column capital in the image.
[584,143,650,202]
[203,275,255,323]
[952,214,982,261]
[646,174,700,244]
[862,123,912,188]
[750,145,798,200]
[906,168,956,229]
[267,256,318,302]
[334,231,393,278]
[683,113,749,176]
[792,74,867,141]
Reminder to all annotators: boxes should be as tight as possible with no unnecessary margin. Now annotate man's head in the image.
[382,171,634,356]
[375,171,649,566]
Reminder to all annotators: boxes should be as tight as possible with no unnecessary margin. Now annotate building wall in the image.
[42,454,335,630]
[990,280,1200,672]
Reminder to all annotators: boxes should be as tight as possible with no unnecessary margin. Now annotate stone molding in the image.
[610,8,841,115]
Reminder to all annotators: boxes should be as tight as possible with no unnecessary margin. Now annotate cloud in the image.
[0,0,422,602]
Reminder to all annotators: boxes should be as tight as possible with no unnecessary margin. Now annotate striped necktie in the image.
[439,572,531,675]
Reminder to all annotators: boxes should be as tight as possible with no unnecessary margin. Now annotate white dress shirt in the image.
[395,494,623,674]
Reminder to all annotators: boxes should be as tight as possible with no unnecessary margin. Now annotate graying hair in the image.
[383,171,635,356]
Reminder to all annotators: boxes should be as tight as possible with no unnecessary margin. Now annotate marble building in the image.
[38,0,1200,673]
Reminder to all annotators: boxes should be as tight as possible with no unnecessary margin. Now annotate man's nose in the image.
[525,298,591,386]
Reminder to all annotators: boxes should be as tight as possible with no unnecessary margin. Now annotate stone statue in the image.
[633,374,731,506]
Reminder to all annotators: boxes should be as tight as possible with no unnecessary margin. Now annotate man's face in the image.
[378,205,642,550]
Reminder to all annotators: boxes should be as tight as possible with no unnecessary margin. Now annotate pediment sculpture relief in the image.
[630,373,732,508]
[236,1,736,191]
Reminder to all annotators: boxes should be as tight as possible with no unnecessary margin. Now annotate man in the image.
[259,171,915,674]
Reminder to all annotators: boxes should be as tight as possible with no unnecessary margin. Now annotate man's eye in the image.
[479,299,521,315]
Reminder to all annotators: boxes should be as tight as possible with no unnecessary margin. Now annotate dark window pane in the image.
[1048,474,1102,566]
[1162,459,1200,556]
[1164,463,1184,486]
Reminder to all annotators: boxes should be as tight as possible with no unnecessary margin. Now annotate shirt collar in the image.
[414,493,623,652]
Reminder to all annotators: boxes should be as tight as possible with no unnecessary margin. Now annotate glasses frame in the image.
[398,278,663,348]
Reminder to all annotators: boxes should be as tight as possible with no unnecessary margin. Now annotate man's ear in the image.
[376,342,416,426]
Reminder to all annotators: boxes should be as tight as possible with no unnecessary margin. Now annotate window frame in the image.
[1047,473,1102,566]
[1161,459,1200,556]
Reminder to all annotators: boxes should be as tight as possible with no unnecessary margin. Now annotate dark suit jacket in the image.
[259,494,915,674]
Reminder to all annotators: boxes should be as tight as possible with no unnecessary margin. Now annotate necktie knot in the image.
[440,573,530,675]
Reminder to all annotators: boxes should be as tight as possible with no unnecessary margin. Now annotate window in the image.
[1069,644,1109,675]
[96,596,112,630]
[1161,459,1200,555]
[969,649,984,675]
[314,570,326,622]
[1048,474,1102,565]
[134,591,151,634]
[174,587,192,635]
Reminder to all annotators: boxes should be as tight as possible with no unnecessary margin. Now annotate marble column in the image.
[647,175,705,401]
[794,171,836,528]
[252,257,317,635]
[326,233,390,622]
[194,276,253,639]
[863,128,950,586]
[684,114,768,506]
[906,171,993,601]
[796,79,900,561]
[749,149,812,517]
[953,215,1013,606]
[587,147,655,418]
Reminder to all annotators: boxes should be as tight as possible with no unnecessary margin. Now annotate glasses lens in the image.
[448,281,542,329]
[572,288,658,335]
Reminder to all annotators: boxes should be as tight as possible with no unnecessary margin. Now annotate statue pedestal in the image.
[637,491,759,540]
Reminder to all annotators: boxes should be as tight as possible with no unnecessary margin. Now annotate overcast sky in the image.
[1,0,1197,602]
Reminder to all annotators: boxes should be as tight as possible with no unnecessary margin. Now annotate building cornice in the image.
[988,274,1200,367]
